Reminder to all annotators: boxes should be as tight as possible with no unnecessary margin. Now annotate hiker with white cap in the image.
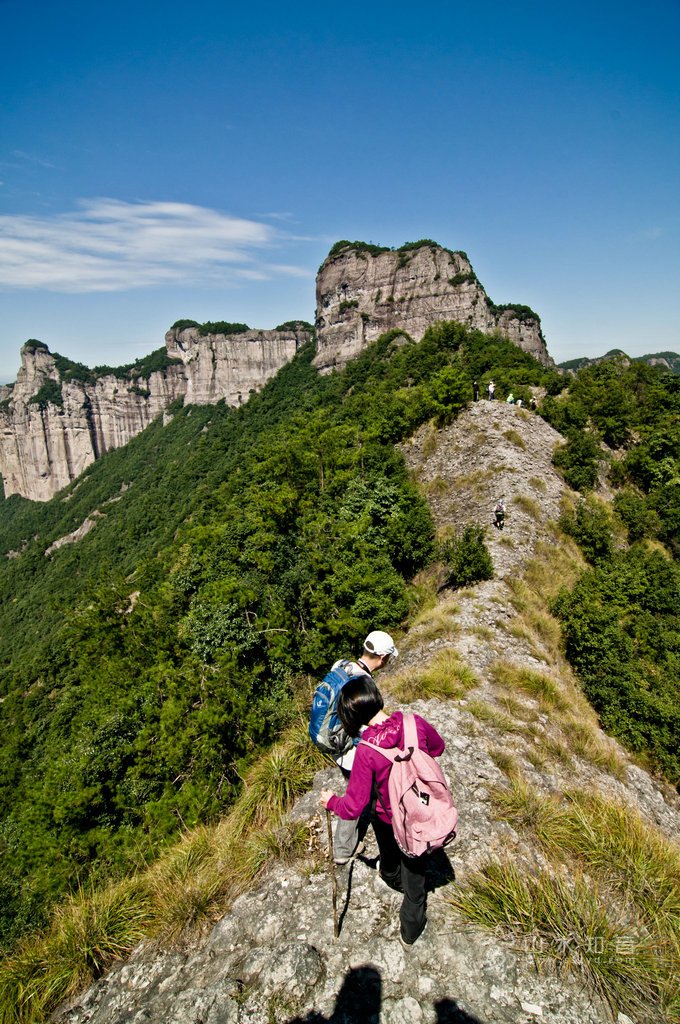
[309,630,398,865]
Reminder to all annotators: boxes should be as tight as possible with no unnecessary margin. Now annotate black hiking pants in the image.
[372,816,428,944]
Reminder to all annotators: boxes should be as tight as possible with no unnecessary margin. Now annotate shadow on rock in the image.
[426,848,456,892]
[286,965,381,1024]
[435,997,485,1022]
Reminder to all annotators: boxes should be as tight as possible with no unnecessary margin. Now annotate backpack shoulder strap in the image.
[401,712,420,752]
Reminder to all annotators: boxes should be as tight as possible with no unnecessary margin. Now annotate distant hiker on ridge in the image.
[309,631,398,865]
[473,380,479,402]
[494,497,506,530]
[488,380,495,400]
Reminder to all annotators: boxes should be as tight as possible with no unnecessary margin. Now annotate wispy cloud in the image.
[0,199,309,292]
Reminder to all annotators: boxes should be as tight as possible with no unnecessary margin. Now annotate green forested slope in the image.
[543,357,680,783]
[0,325,559,947]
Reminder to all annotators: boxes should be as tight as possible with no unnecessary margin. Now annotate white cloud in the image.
[0,199,306,292]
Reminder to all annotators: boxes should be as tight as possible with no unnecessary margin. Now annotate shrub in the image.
[170,319,200,331]
[559,496,614,564]
[427,366,470,426]
[439,525,494,589]
[273,321,314,332]
[553,430,602,491]
[485,299,540,323]
[28,380,63,410]
[197,322,250,336]
[613,488,662,542]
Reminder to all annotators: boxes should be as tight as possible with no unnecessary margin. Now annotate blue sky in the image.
[1,0,678,382]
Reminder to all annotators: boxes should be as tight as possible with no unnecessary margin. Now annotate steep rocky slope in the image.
[56,401,679,1024]
[0,327,309,501]
[314,244,549,373]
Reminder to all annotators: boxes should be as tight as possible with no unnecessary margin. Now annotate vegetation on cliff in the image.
[14,343,184,393]
[321,238,470,270]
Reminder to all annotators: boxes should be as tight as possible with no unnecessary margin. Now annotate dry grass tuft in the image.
[488,748,521,777]
[493,776,680,951]
[423,476,449,496]
[409,596,460,642]
[503,428,526,450]
[466,700,519,734]
[491,661,568,711]
[451,776,680,1021]
[512,494,541,518]
[559,715,627,779]
[447,861,673,1023]
[390,648,477,702]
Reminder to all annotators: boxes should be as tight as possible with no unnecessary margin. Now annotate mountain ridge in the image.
[558,349,680,374]
[49,400,680,1024]
[0,240,549,501]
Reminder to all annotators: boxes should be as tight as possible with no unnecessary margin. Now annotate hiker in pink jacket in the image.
[320,676,445,947]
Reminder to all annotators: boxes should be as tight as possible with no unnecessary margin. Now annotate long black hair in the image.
[337,675,384,737]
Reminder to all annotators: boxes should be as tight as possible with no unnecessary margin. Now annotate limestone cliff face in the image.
[1,240,553,502]
[314,243,550,372]
[163,324,304,406]
[0,327,309,501]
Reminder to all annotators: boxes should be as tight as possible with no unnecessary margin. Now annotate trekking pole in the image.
[325,809,340,938]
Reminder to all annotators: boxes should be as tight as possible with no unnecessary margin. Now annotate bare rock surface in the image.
[55,400,679,1024]
[0,326,309,501]
[314,244,550,373]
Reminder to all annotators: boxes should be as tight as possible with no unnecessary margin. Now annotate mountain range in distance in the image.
[558,349,680,374]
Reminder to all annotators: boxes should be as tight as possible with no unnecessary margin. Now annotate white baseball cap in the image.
[363,630,399,658]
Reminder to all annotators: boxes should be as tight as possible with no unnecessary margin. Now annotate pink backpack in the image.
[361,713,458,857]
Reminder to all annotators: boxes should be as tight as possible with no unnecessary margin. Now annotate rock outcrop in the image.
[314,242,550,372]
[1,240,552,501]
[0,326,310,501]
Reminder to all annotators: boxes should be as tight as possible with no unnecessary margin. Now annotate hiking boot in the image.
[399,920,427,949]
[334,841,365,866]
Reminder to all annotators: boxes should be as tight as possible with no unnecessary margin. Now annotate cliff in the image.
[314,242,550,372]
[0,326,310,501]
[1,240,551,501]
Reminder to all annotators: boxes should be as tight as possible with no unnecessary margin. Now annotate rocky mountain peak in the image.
[1,240,551,501]
[314,242,550,373]
[0,324,310,501]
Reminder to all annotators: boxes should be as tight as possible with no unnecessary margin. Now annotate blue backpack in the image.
[309,661,355,757]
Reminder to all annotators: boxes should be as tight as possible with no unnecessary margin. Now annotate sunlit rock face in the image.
[314,243,550,372]
[0,327,309,501]
[0,241,552,502]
